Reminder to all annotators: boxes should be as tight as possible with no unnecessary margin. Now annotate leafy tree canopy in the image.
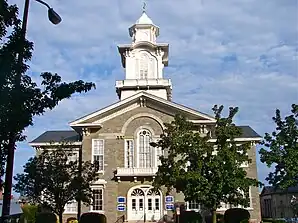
[14,144,99,223]
[260,104,298,189]
[151,105,261,223]
[0,0,95,186]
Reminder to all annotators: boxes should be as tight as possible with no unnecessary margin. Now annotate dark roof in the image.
[30,130,80,143]
[261,185,298,196]
[30,125,260,144]
[0,200,22,216]
[238,126,261,138]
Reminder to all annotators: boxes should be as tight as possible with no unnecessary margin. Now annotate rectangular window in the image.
[92,188,103,211]
[148,198,152,211]
[125,140,134,168]
[64,201,77,213]
[155,198,160,210]
[132,199,136,210]
[187,200,201,211]
[92,139,104,172]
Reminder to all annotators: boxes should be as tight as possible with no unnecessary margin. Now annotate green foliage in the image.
[20,204,38,223]
[260,104,298,189]
[0,0,95,186]
[177,211,202,223]
[14,145,99,223]
[152,105,261,223]
[66,217,78,223]
[223,208,250,223]
[79,213,107,223]
[36,212,57,223]
[204,213,224,223]
[216,213,224,222]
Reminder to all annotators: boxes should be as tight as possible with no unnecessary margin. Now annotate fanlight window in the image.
[131,188,145,197]
[147,189,160,196]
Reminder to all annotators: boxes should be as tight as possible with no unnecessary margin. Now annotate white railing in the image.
[115,79,172,88]
[116,167,158,176]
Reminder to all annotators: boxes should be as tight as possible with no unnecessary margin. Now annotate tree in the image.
[0,0,95,188]
[259,104,298,189]
[151,105,261,223]
[14,144,99,223]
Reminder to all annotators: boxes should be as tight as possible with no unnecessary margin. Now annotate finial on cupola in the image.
[142,1,147,13]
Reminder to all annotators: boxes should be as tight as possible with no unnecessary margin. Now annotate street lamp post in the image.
[1,0,61,221]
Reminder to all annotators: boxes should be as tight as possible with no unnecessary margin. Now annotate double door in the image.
[130,196,161,221]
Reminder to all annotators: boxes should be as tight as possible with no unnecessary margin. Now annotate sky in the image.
[7,0,298,192]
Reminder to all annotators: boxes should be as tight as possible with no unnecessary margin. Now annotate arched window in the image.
[138,129,152,168]
[139,53,149,79]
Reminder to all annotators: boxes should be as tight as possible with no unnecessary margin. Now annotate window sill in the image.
[89,210,105,214]
[216,207,253,211]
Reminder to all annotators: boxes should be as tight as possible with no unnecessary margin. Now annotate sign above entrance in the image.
[117,204,126,211]
[165,196,174,203]
[117,196,126,204]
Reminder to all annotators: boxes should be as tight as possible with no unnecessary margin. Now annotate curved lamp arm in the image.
[35,0,62,25]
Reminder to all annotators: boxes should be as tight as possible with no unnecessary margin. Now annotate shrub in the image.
[176,211,202,223]
[20,204,38,223]
[67,217,78,223]
[36,212,57,223]
[79,213,107,223]
[224,208,250,223]
[217,213,224,222]
[204,213,224,223]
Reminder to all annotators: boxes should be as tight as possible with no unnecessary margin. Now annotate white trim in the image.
[30,142,82,147]
[69,123,102,127]
[93,103,139,125]
[92,139,105,173]
[189,120,216,124]
[208,138,262,142]
[92,179,107,185]
[69,91,215,126]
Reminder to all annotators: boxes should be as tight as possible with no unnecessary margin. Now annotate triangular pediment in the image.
[69,91,216,128]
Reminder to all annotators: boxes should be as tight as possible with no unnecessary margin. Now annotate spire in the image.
[136,1,153,25]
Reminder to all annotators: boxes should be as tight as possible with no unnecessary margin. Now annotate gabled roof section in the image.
[238,126,261,138]
[69,91,216,126]
[30,131,80,143]
[30,126,261,145]
[260,185,298,196]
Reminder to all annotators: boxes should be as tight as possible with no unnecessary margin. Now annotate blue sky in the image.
[8,0,298,191]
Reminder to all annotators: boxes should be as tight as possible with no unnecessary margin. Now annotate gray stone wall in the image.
[63,106,260,223]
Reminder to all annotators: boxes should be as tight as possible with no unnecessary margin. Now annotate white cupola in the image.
[129,11,160,44]
[116,6,172,101]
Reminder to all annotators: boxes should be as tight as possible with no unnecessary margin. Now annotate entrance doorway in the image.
[127,185,162,221]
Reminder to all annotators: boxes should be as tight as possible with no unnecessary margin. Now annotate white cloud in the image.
[8,0,298,188]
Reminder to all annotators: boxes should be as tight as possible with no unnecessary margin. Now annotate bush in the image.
[224,208,250,223]
[79,213,107,223]
[67,217,78,223]
[176,211,202,223]
[204,213,225,223]
[19,204,38,223]
[36,212,57,223]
